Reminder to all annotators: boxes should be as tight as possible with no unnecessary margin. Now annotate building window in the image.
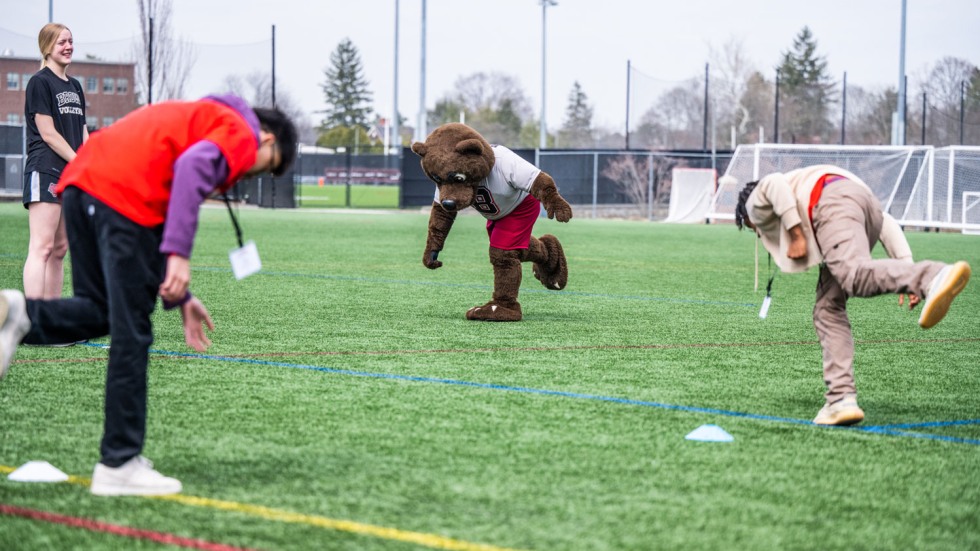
[7,114,19,124]
[102,78,115,94]
[87,76,98,94]
[116,78,129,94]
[6,73,18,90]
[86,116,97,129]
[102,117,113,128]
[22,74,33,87]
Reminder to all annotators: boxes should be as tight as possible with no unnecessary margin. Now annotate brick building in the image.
[0,56,138,131]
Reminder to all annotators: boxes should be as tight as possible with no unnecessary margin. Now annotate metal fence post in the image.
[592,152,599,219]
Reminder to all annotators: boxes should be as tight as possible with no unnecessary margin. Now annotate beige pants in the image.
[810,181,945,403]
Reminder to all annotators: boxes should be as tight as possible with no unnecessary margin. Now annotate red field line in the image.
[0,503,259,551]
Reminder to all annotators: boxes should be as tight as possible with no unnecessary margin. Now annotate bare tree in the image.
[709,36,756,144]
[918,56,980,146]
[602,155,682,216]
[738,71,775,143]
[429,72,535,145]
[133,0,196,103]
[634,78,703,149]
[602,155,650,215]
[845,85,896,145]
[221,72,315,144]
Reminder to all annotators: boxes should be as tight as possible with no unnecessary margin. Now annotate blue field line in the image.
[130,344,979,447]
[193,266,758,308]
[865,419,980,430]
[857,426,980,445]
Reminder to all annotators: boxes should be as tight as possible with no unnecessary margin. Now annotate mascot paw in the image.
[465,301,523,322]
[551,204,573,223]
[532,234,568,291]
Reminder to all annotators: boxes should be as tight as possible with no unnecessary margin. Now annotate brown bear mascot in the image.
[411,123,572,321]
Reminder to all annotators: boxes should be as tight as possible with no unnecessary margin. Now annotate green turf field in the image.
[295,183,399,209]
[1,202,978,550]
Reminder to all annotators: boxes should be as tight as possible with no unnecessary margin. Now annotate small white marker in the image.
[759,295,772,319]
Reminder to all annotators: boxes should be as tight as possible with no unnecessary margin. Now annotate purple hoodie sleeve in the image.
[160,140,230,258]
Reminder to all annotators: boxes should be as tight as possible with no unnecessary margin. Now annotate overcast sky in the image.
[3,0,979,139]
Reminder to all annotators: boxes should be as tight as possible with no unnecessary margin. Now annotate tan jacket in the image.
[747,164,913,273]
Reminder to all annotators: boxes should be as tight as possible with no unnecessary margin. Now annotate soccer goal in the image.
[665,168,716,223]
[709,143,930,223]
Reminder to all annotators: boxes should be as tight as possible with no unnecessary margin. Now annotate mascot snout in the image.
[440,199,457,211]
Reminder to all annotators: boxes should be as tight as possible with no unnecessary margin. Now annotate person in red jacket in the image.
[0,94,296,496]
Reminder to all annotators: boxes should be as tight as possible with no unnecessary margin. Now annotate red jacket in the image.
[57,99,257,227]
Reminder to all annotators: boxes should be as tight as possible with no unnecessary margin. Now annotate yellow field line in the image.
[0,464,526,551]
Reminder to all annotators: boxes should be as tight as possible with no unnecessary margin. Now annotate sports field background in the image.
[295,183,399,209]
[0,202,977,550]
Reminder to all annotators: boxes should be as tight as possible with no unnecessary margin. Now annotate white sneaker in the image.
[90,456,182,496]
[0,290,31,380]
[813,394,865,426]
[919,261,971,329]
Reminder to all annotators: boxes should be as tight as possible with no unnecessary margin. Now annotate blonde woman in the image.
[23,23,89,299]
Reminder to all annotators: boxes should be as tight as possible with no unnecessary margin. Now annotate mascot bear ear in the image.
[411,142,427,157]
[455,138,484,156]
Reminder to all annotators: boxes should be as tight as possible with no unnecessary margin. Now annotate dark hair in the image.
[254,107,297,176]
[734,180,759,230]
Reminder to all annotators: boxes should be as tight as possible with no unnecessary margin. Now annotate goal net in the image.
[665,168,716,223]
[900,146,980,231]
[709,144,930,224]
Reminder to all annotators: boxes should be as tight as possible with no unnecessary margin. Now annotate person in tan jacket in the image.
[734,164,971,426]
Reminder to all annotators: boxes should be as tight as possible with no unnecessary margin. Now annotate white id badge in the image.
[229,240,262,280]
[759,295,772,319]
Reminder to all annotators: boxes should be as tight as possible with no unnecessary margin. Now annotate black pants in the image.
[25,187,165,467]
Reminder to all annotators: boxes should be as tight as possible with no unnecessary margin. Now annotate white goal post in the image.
[963,192,980,235]
[709,144,980,233]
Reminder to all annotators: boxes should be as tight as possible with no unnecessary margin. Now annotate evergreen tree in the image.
[319,38,374,137]
[559,81,594,147]
[777,26,836,143]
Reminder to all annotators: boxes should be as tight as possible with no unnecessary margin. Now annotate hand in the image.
[545,197,573,223]
[898,293,921,310]
[787,225,807,260]
[422,249,443,269]
[160,254,191,303]
[180,296,214,352]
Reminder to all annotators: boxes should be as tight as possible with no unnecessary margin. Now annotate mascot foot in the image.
[533,234,568,290]
[465,301,523,322]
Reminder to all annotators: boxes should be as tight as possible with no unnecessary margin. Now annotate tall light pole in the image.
[539,0,557,149]
[894,0,907,145]
[392,0,400,153]
[417,0,428,142]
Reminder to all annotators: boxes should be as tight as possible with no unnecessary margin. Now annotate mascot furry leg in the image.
[467,234,568,321]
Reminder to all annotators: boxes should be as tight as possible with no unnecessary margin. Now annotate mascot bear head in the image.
[411,123,495,212]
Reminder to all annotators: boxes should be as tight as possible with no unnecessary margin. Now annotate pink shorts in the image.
[486,195,541,250]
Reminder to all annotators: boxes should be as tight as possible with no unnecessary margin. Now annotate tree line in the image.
[318,27,979,151]
[130,2,978,151]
